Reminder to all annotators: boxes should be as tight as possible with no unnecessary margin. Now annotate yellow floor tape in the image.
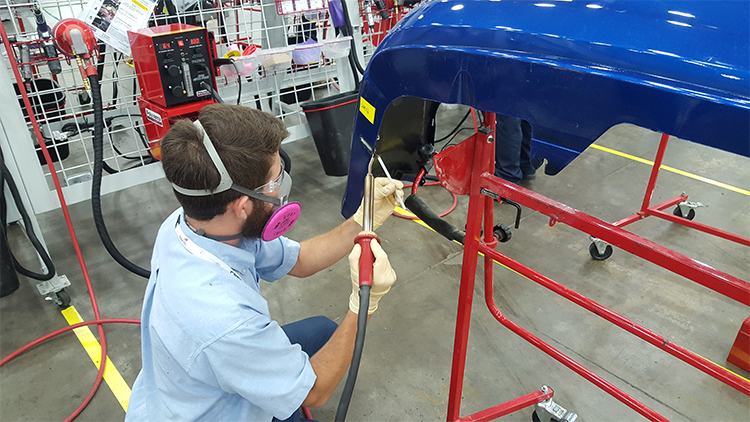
[590,144,750,197]
[61,306,131,411]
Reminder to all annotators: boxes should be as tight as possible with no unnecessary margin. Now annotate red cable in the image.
[394,181,458,220]
[411,168,426,195]
[0,24,132,421]
[0,319,141,367]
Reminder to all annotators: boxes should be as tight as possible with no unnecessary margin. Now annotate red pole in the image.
[478,242,750,396]
[640,133,671,213]
[458,387,554,422]
[482,270,670,421]
[478,175,750,305]
[446,113,496,421]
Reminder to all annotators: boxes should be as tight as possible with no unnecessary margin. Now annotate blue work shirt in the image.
[126,208,314,421]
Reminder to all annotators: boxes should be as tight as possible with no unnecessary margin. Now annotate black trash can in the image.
[301,91,359,176]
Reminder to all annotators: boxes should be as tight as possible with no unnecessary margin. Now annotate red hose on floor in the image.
[0,24,141,421]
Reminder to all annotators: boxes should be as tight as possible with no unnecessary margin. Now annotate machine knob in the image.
[165,52,173,60]
[170,85,184,97]
[167,65,180,77]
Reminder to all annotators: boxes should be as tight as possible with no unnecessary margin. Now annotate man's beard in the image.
[241,200,274,239]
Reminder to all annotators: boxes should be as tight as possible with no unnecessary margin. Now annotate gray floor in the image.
[1,111,749,421]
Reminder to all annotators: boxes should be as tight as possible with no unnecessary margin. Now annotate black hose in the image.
[436,109,472,143]
[201,81,225,104]
[0,149,55,281]
[89,75,151,279]
[335,285,371,421]
[230,59,242,105]
[405,193,465,244]
[339,0,366,76]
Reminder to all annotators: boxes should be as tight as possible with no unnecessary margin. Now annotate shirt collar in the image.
[177,210,259,273]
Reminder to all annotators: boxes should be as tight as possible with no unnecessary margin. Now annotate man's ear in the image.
[228,196,252,219]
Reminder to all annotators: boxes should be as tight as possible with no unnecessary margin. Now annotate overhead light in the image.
[668,10,695,18]
[667,20,691,27]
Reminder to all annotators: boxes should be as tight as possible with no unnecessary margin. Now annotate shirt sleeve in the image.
[252,236,300,282]
[193,312,316,420]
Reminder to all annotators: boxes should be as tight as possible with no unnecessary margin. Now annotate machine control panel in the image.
[129,25,216,108]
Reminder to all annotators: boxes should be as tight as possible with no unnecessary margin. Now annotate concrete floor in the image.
[1,110,749,421]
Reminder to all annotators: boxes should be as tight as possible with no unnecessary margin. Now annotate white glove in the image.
[353,178,405,231]
[348,238,397,315]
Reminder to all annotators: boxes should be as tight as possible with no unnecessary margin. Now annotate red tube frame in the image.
[446,112,749,422]
[610,133,750,247]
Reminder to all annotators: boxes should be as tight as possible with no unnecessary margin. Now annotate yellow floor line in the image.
[590,144,750,197]
[61,306,131,411]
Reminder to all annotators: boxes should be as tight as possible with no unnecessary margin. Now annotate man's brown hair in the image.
[161,104,289,220]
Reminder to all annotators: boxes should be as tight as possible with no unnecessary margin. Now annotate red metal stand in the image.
[439,113,750,422]
[611,133,750,247]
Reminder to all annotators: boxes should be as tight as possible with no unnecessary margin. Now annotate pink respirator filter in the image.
[261,202,301,241]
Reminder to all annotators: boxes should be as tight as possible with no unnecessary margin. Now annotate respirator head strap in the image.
[172,120,234,197]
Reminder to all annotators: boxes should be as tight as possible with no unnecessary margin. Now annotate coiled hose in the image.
[88,75,150,279]
[0,148,55,281]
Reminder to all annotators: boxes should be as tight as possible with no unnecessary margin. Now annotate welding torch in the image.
[335,155,378,422]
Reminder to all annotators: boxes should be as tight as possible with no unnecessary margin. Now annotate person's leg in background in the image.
[519,119,536,180]
[273,316,338,422]
[494,114,524,184]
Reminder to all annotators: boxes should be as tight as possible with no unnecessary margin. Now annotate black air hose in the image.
[0,149,55,281]
[405,193,465,244]
[334,285,370,421]
[89,75,150,279]
[339,0,366,77]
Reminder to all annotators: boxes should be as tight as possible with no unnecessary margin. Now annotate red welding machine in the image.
[128,24,217,159]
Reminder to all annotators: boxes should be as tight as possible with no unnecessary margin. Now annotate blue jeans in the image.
[272,316,338,422]
[495,115,535,184]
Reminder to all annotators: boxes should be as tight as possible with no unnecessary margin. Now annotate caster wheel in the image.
[531,410,541,422]
[673,206,695,220]
[493,223,512,243]
[589,242,613,261]
[54,289,71,308]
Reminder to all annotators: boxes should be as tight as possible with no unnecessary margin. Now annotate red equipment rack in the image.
[436,112,750,422]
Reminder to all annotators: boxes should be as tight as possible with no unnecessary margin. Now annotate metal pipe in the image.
[478,175,750,305]
[362,157,374,232]
[482,265,670,421]
[478,242,750,396]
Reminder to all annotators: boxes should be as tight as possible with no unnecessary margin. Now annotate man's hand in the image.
[348,238,397,314]
[353,178,405,231]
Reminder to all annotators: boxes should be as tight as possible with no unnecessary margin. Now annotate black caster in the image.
[54,289,71,308]
[673,205,695,220]
[589,242,613,261]
[493,223,512,243]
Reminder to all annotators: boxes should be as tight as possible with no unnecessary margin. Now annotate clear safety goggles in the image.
[254,160,286,195]
[171,120,291,208]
